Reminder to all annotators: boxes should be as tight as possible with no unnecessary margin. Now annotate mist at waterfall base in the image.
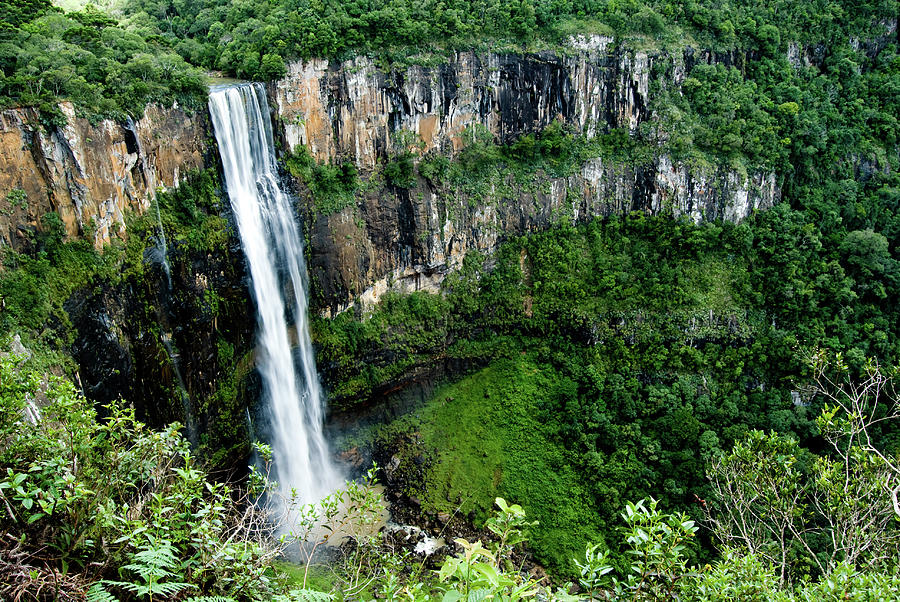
[208,83,343,521]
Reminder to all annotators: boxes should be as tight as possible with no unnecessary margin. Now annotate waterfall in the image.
[153,197,172,290]
[150,198,196,445]
[208,83,342,509]
[160,331,198,447]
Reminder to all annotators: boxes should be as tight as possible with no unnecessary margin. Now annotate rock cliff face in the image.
[275,37,650,167]
[0,102,253,463]
[63,235,256,458]
[0,43,779,315]
[271,39,779,313]
[0,103,207,249]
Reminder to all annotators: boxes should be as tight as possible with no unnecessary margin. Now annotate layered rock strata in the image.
[272,40,778,312]
[0,103,207,248]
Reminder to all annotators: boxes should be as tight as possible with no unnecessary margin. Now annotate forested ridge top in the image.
[0,0,206,121]
[1,0,895,117]
[124,0,895,79]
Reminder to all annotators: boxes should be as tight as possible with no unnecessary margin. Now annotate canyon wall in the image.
[0,103,208,248]
[0,41,779,315]
[0,102,252,460]
[272,39,779,312]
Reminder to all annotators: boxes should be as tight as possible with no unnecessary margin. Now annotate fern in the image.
[120,540,181,583]
[101,538,196,600]
[185,597,237,602]
[272,589,335,602]
[86,583,119,602]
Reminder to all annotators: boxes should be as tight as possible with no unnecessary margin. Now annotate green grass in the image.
[379,356,606,575]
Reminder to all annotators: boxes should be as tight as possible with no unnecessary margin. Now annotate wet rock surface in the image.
[64,233,256,466]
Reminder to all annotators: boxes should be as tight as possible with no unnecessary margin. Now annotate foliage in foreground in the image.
[0,355,278,601]
[2,350,898,600]
[705,351,900,585]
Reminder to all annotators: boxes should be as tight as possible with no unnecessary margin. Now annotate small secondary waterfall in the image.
[152,198,172,290]
[150,199,197,445]
[160,332,198,447]
[208,83,342,508]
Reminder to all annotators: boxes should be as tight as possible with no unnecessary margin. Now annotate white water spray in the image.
[153,197,172,290]
[208,83,342,508]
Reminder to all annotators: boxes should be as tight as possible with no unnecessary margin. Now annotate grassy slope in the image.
[380,357,618,573]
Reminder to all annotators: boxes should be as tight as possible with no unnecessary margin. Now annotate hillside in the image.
[0,0,898,600]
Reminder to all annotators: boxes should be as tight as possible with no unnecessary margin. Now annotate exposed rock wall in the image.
[275,37,651,168]
[0,103,207,248]
[303,157,777,314]
[272,39,779,312]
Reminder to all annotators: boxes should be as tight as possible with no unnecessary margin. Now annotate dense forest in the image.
[0,0,899,600]
[0,0,205,120]
[122,0,894,78]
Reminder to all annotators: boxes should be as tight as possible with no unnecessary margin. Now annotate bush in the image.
[0,356,278,600]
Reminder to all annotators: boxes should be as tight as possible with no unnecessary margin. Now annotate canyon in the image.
[1,40,777,310]
[0,41,780,448]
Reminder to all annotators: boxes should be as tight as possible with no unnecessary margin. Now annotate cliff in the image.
[0,42,779,314]
[0,103,208,248]
[272,38,779,312]
[0,104,252,463]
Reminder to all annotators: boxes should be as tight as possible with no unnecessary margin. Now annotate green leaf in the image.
[86,583,119,602]
[465,589,491,602]
[439,557,461,582]
[473,563,501,588]
[442,591,463,602]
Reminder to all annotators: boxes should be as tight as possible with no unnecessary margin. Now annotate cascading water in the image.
[208,83,342,510]
[160,332,198,447]
[152,197,172,290]
[148,188,196,445]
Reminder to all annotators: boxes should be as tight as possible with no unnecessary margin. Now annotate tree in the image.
[808,351,900,556]
[260,53,286,79]
[839,229,897,298]
[705,350,900,583]
[705,430,810,584]
[0,0,50,28]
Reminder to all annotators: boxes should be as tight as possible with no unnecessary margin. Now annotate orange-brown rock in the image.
[274,38,647,169]
[0,103,207,249]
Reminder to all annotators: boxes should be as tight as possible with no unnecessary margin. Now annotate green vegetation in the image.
[0,1,206,120]
[122,0,894,79]
[376,358,607,572]
[285,147,360,216]
[318,206,900,573]
[314,291,451,404]
[0,170,253,470]
[0,170,225,359]
[0,355,287,601]
[4,352,894,599]
[150,169,228,253]
[0,211,121,349]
